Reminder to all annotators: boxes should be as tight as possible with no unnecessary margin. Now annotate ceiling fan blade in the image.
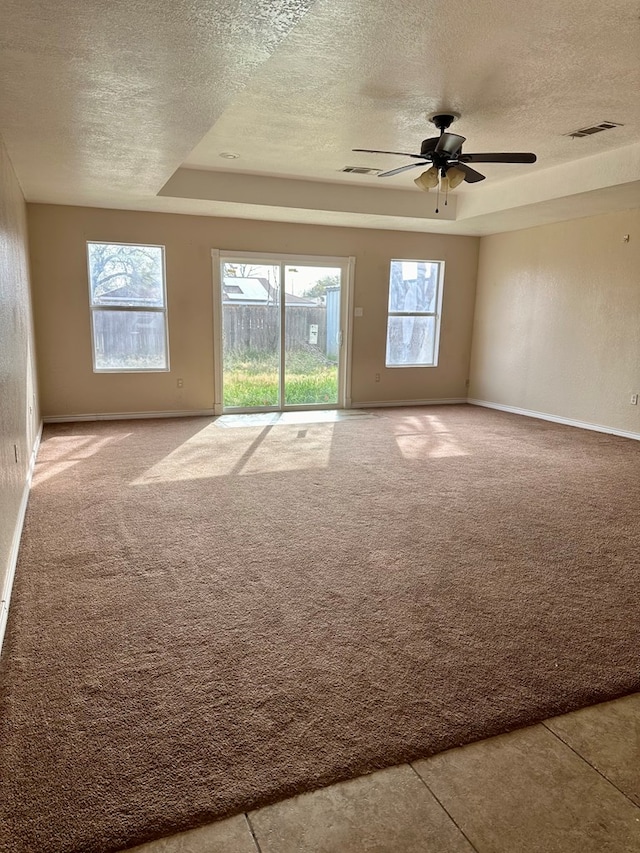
[352,148,424,158]
[456,163,486,183]
[378,161,427,178]
[434,132,466,156]
[460,152,537,164]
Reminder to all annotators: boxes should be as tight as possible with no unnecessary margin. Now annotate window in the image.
[385,259,444,367]
[87,242,169,371]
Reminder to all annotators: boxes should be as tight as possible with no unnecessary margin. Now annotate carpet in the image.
[1,405,639,853]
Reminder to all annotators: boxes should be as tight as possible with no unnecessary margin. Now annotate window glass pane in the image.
[388,260,439,313]
[284,266,341,406]
[221,263,281,408]
[386,315,436,366]
[92,310,167,370]
[88,243,165,307]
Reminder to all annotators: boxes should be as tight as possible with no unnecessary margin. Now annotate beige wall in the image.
[469,209,640,434]
[27,205,479,417]
[0,136,40,639]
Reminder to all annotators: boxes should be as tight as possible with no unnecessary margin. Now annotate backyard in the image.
[223,348,339,408]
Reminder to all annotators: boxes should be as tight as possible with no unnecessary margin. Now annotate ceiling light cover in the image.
[447,167,465,189]
[414,166,439,191]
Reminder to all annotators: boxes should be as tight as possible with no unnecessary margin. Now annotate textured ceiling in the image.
[0,0,639,234]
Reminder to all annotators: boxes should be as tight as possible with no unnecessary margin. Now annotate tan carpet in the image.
[1,405,639,853]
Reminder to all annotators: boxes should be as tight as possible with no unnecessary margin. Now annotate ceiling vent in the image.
[341,166,382,175]
[565,121,623,139]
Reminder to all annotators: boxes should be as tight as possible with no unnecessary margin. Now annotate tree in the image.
[225,263,261,279]
[88,243,163,303]
[303,274,340,299]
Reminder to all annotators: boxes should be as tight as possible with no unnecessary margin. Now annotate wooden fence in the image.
[93,310,166,366]
[223,304,331,355]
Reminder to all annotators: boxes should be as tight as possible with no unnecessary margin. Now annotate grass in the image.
[95,354,166,370]
[223,348,339,408]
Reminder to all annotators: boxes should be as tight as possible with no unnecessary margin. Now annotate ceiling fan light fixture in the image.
[414,166,439,191]
[447,166,465,189]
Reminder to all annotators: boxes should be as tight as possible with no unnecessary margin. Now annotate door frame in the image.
[211,250,355,414]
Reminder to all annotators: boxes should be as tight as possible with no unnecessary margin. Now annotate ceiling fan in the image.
[353,113,537,202]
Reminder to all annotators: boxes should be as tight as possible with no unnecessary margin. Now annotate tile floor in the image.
[124,692,640,853]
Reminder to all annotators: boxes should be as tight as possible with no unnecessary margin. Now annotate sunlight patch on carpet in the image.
[131,423,335,484]
[32,434,125,487]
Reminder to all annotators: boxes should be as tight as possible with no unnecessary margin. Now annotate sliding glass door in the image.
[283,265,342,407]
[215,253,351,413]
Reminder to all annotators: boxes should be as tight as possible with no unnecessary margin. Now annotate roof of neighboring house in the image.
[222,277,270,303]
[222,277,318,306]
[282,291,319,306]
[97,284,159,306]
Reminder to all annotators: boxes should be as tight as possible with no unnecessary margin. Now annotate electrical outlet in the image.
[375,373,381,382]
[631,393,638,405]
[177,378,184,388]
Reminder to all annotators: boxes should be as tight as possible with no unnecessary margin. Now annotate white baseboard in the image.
[1,422,43,655]
[43,409,216,423]
[351,398,467,408]
[468,399,640,442]
[45,403,471,420]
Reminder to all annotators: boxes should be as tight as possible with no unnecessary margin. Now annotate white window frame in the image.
[87,241,170,373]
[385,258,445,368]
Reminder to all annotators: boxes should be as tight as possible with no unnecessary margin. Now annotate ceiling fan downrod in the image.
[428,113,459,134]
